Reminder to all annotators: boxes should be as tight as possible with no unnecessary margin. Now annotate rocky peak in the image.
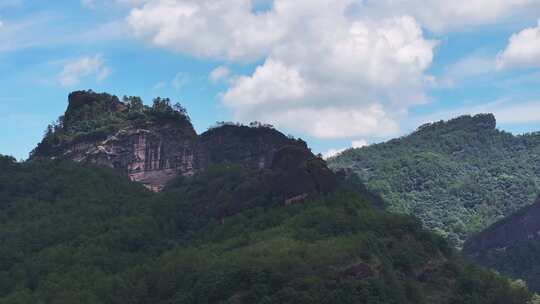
[31,91,336,196]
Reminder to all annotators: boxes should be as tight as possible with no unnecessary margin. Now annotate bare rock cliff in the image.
[75,126,197,192]
[31,91,335,195]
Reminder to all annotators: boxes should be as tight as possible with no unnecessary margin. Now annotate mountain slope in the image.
[0,155,532,303]
[464,196,540,292]
[328,114,540,245]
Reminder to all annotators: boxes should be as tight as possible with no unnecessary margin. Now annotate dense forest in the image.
[0,155,533,303]
[329,114,540,246]
[467,236,540,295]
[464,196,540,293]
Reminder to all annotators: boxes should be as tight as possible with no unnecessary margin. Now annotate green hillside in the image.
[328,114,540,245]
[0,155,531,303]
[463,196,540,293]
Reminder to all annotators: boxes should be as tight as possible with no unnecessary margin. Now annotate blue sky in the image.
[1,0,540,160]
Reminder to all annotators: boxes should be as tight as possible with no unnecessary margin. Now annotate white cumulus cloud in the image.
[223,59,306,107]
[356,0,540,32]
[58,55,111,87]
[127,0,284,61]
[223,13,434,139]
[497,20,540,69]
[126,0,437,139]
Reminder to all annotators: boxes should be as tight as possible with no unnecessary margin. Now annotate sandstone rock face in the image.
[68,126,198,192]
[32,91,335,195]
[40,124,315,192]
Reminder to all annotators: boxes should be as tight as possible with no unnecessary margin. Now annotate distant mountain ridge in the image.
[31,90,336,198]
[329,113,540,245]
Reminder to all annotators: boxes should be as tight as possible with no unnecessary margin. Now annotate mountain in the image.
[0,155,532,303]
[328,114,540,246]
[464,196,540,292]
[0,91,533,303]
[31,90,335,197]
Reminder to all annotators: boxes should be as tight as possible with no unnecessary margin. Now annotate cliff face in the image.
[32,91,335,196]
[64,125,198,192]
[32,91,199,191]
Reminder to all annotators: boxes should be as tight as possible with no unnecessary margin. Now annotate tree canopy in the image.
[0,155,532,303]
[329,114,540,246]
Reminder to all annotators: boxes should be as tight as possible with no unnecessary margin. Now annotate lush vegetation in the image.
[31,91,193,158]
[328,114,540,246]
[463,198,540,293]
[0,155,532,303]
[468,237,540,294]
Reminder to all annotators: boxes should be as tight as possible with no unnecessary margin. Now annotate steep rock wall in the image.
[31,91,337,196]
[58,126,198,191]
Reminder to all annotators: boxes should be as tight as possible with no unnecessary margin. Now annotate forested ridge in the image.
[0,155,533,303]
[329,114,540,246]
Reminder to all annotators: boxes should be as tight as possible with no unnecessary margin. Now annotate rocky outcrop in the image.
[75,126,198,192]
[32,91,336,195]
